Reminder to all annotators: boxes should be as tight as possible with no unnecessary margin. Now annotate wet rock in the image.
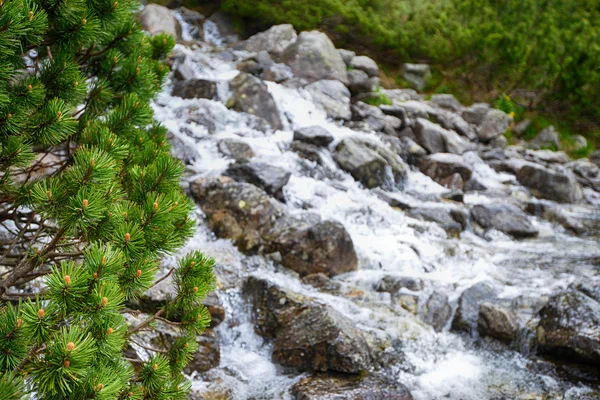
[228,73,283,130]
[270,217,358,277]
[338,49,356,65]
[245,277,370,373]
[260,63,293,83]
[478,109,511,142]
[236,59,262,75]
[398,294,419,314]
[171,79,217,100]
[517,164,583,203]
[377,276,424,294]
[572,282,600,304]
[526,202,586,235]
[379,135,427,166]
[139,4,181,40]
[406,208,463,237]
[224,162,291,199]
[402,63,431,91]
[294,126,334,147]
[167,132,197,165]
[462,103,490,126]
[478,302,518,343]
[452,282,497,334]
[302,273,342,293]
[184,329,220,373]
[291,373,413,400]
[422,292,452,332]
[281,31,348,84]
[430,94,463,112]
[413,118,447,154]
[471,203,538,238]
[208,11,238,44]
[537,291,600,365]
[349,55,379,77]
[305,80,352,120]
[236,24,297,57]
[291,141,324,164]
[333,137,408,189]
[530,126,560,150]
[373,189,415,210]
[177,7,205,40]
[217,138,255,163]
[347,69,378,95]
[419,153,473,190]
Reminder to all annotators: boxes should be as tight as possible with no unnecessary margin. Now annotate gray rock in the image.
[526,149,570,164]
[349,55,379,77]
[490,135,507,149]
[406,208,463,237]
[294,126,334,147]
[431,109,477,141]
[281,31,348,84]
[302,273,342,293]
[379,135,427,166]
[224,162,291,199]
[177,7,205,40]
[260,63,293,83]
[228,73,283,130]
[171,79,217,100]
[478,302,518,343]
[452,282,497,334]
[139,4,181,39]
[208,11,238,44]
[573,135,588,151]
[413,119,447,154]
[338,49,356,65]
[478,109,511,142]
[291,141,324,164]
[430,94,463,112]
[217,139,255,163]
[471,203,538,238]
[537,291,600,365]
[167,132,197,165]
[333,137,408,189]
[422,292,452,332]
[376,276,424,294]
[291,373,413,400]
[245,277,370,372]
[305,80,352,120]
[529,126,560,150]
[590,150,600,167]
[517,164,583,203]
[237,24,297,57]
[419,153,473,190]
[347,69,378,95]
[444,128,477,154]
[513,119,531,137]
[402,63,431,91]
[462,103,490,126]
[236,59,262,75]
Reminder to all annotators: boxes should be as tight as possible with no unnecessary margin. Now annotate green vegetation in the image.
[219,0,600,141]
[362,88,393,107]
[0,0,214,398]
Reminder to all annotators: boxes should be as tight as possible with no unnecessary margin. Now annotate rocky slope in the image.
[136,5,600,399]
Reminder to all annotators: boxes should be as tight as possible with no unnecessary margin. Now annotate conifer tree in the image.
[0,0,215,398]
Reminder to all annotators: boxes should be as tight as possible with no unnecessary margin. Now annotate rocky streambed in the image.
[137,5,600,399]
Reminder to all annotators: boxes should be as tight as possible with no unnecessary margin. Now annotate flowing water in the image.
[153,22,600,400]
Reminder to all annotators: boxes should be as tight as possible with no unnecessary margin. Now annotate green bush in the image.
[0,0,214,398]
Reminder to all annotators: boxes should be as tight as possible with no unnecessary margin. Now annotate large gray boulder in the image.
[517,164,583,203]
[334,137,408,189]
[228,73,283,130]
[294,126,334,147]
[402,63,431,91]
[224,162,291,200]
[461,103,490,126]
[245,277,371,373]
[171,79,217,100]
[422,292,452,332]
[478,302,518,344]
[138,4,181,40]
[477,109,511,142]
[471,203,538,238]
[349,55,379,77]
[529,125,560,150]
[413,119,447,154]
[237,24,298,57]
[452,282,498,334]
[419,153,473,190]
[217,138,255,163]
[281,31,348,84]
[537,291,600,365]
[347,69,378,95]
[406,208,463,237]
[305,80,352,120]
[430,94,463,112]
[291,373,413,400]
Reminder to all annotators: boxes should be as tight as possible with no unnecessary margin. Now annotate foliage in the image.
[220,0,600,136]
[0,0,214,398]
[362,88,392,107]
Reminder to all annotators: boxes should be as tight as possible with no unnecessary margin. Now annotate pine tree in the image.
[0,1,215,398]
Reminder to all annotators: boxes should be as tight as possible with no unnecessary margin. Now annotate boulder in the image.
[537,291,600,365]
[208,11,238,44]
[245,277,370,372]
[517,164,583,203]
[376,276,424,294]
[237,24,298,57]
[478,302,518,343]
[430,94,463,112]
[171,79,217,100]
[338,49,356,65]
[347,69,378,95]
[291,142,325,165]
[461,103,490,126]
[419,153,473,190]
[406,208,463,237]
[294,126,334,147]
[349,55,379,77]
[452,282,497,334]
[431,109,477,141]
[422,292,452,332]
[138,4,181,39]
[260,63,293,83]
[379,135,427,166]
[402,63,431,91]
[305,80,352,120]
[513,119,531,137]
[529,126,561,150]
[478,109,511,142]
[228,73,283,130]
[489,135,507,149]
[443,128,477,154]
[177,7,205,40]
[217,138,255,163]
[413,119,447,154]
[224,162,291,199]
[291,373,413,400]
[471,203,538,238]
[281,31,348,84]
[333,137,408,189]
[573,135,588,151]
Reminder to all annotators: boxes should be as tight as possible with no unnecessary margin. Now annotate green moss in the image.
[363,88,392,106]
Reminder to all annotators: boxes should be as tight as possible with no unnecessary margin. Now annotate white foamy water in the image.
[153,22,600,400]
